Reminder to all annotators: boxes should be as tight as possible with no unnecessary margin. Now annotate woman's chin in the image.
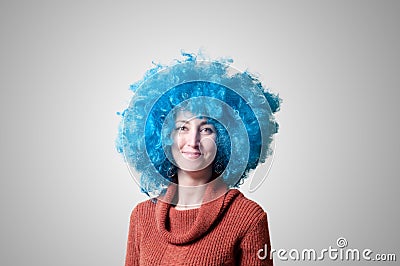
[177,162,213,173]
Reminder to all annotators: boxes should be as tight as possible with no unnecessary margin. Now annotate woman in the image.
[117,53,281,265]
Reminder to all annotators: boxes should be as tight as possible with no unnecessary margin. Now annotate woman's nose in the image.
[186,130,200,148]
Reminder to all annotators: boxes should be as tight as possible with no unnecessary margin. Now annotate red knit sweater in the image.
[125,188,273,265]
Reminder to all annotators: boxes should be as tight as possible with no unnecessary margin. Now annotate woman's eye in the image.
[200,127,214,134]
[176,126,187,131]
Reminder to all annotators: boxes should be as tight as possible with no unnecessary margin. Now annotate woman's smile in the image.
[181,151,202,160]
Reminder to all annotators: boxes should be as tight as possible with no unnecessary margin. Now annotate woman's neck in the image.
[175,167,213,210]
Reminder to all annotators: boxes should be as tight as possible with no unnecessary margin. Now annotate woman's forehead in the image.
[175,110,209,124]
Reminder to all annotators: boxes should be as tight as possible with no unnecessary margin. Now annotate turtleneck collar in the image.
[155,181,241,245]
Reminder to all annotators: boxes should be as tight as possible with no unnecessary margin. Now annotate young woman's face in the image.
[171,111,217,172]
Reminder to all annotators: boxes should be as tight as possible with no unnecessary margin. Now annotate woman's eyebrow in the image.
[175,120,188,124]
[175,120,211,125]
[199,121,212,126]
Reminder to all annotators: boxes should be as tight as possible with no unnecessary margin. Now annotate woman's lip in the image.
[182,151,202,159]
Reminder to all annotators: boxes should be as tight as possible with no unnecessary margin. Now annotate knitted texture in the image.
[125,189,273,265]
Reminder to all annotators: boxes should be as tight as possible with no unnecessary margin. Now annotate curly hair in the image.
[116,52,281,197]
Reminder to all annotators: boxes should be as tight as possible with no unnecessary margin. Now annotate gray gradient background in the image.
[0,0,399,265]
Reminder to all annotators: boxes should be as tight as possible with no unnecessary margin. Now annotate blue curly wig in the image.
[116,52,281,198]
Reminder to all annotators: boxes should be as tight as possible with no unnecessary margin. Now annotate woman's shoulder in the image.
[227,189,269,220]
[130,198,157,218]
[219,189,271,238]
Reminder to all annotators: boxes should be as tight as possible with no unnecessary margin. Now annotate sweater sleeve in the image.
[239,212,273,266]
[125,207,140,266]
